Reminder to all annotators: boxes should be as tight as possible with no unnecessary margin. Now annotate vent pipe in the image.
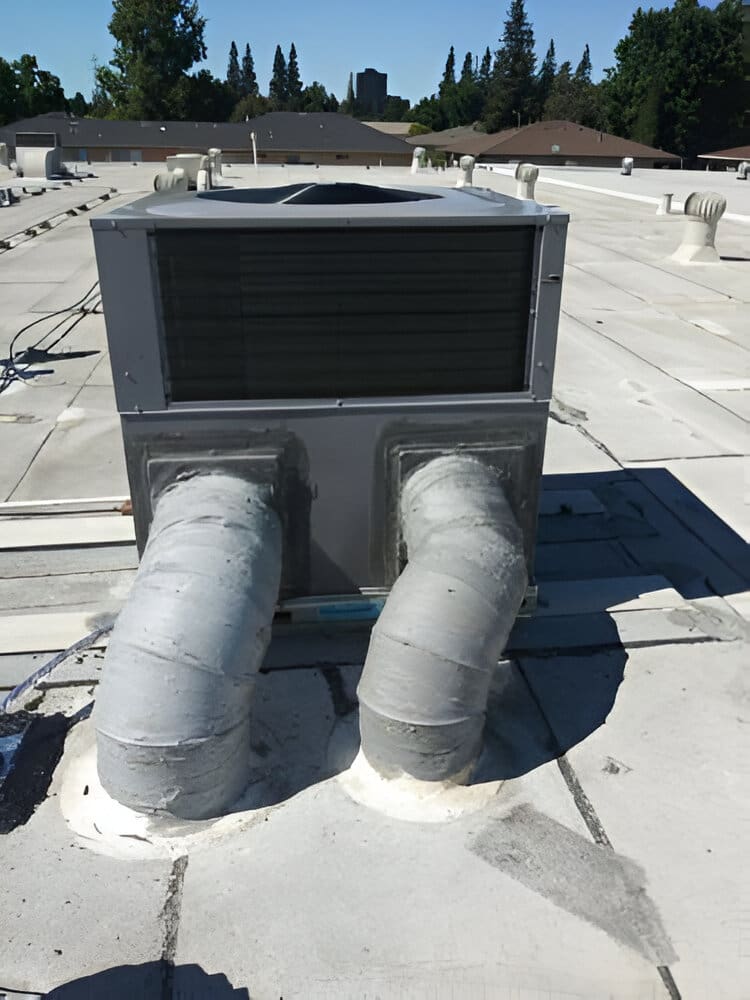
[737,161,749,180]
[456,155,475,188]
[94,473,282,819]
[672,191,726,264]
[357,455,527,782]
[410,146,425,174]
[657,192,673,216]
[515,162,539,200]
[621,157,634,176]
[153,167,187,193]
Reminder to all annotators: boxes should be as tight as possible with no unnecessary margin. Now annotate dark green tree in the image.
[68,91,89,116]
[171,69,235,120]
[300,81,338,112]
[456,51,483,123]
[382,95,410,120]
[341,72,355,115]
[603,0,744,158]
[479,46,492,93]
[241,44,258,97]
[227,41,241,96]
[575,43,592,84]
[13,54,66,118]
[438,46,459,126]
[287,43,303,110]
[269,44,288,107]
[0,57,19,125]
[441,46,456,90]
[229,92,270,122]
[89,57,114,117]
[536,39,556,115]
[94,0,207,119]
[543,58,603,128]
[483,0,537,131]
[542,61,572,120]
[405,94,444,131]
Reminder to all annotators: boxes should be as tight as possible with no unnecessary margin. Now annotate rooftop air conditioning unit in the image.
[91,182,568,619]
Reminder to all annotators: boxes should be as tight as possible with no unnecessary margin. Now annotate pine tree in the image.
[227,41,241,96]
[575,43,592,84]
[241,43,258,97]
[341,71,355,115]
[441,46,456,91]
[536,38,556,114]
[269,44,288,107]
[483,0,537,131]
[479,46,492,94]
[457,51,483,123]
[287,42,302,110]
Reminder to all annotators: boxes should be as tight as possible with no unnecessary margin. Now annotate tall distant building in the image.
[356,69,387,116]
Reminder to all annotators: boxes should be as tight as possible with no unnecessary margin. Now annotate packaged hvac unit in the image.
[91,182,568,617]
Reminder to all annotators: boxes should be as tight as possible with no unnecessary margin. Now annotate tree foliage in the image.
[603,0,745,158]
[299,81,338,113]
[483,0,537,131]
[0,54,69,125]
[241,44,258,98]
[269,45,288,107]
[95,0,207,119]
[287,43,303,110]
[340,72,355,115]
[227,41,241,96]
[536,39,557,114]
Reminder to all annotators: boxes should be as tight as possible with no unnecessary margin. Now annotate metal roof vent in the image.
[91,182,568,608]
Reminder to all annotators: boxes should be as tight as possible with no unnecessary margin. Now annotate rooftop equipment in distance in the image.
[14,132,61,178]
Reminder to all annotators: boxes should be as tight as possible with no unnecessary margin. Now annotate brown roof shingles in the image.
[425,120,678,161]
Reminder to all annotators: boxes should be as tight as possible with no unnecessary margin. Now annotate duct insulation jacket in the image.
[357,454,528,781]
[94,473,282,819]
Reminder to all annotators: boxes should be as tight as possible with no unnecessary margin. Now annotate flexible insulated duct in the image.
[357,454,528,781]
[94,473,282,819]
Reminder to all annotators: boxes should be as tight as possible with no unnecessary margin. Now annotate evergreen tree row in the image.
[1,0,744,161]
[406,0,745,158]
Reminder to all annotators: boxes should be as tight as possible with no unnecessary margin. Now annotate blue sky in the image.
[3,0,722,104]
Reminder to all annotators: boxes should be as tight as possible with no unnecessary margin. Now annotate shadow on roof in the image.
[46,961,249,999]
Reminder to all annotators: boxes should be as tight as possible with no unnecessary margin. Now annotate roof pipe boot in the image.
[410,146,425,175]
[671,191,726,264]
[456,155,475,189]
[656,192,673,216]
[357,454,527,783]
[515,162,539,200]
[153,167,187,193]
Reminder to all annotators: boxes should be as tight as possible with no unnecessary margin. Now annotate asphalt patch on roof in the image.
[0,709,68,833]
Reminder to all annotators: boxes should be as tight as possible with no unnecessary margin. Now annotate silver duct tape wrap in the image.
[94,473,282,819]
[357,454,528,781]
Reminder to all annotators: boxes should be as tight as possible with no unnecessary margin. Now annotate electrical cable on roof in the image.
[0,623,113,714]
[0,281,101,395]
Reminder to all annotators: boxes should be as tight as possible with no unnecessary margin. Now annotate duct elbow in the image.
[357,454,528,782]
[94,473,282,819]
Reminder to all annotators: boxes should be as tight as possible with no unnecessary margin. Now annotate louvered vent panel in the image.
[155,226,535,402]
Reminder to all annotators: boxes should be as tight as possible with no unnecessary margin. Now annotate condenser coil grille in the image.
[155,225,535,402]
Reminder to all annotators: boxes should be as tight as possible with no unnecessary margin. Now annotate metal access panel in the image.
[91,182,568,602]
